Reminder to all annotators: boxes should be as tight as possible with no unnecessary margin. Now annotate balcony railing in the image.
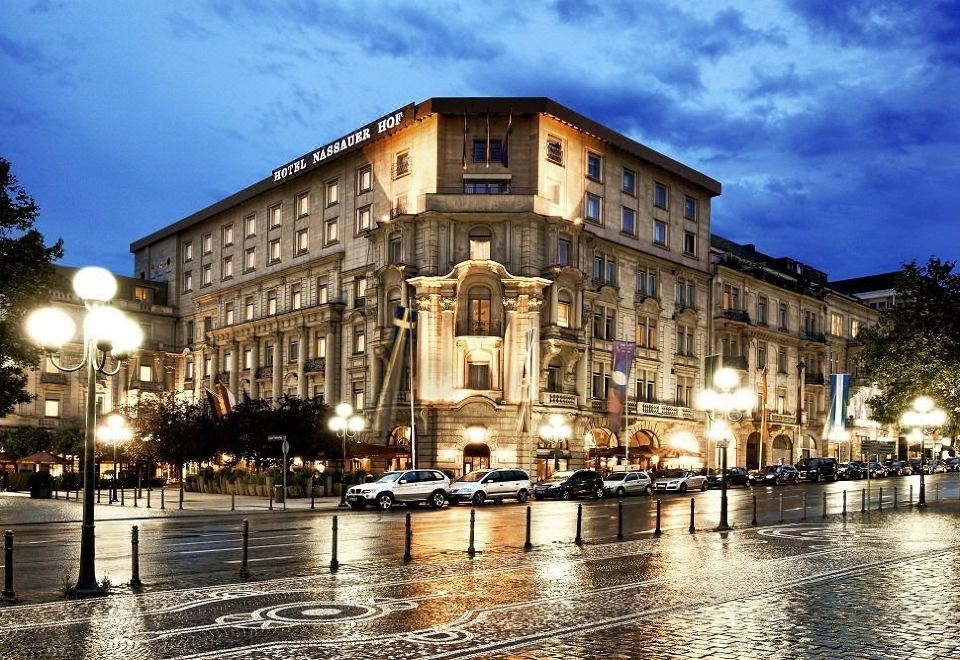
[717,308,751,324]
[540,392,578,408]
[130,380,164,392]
[255,366,273,379]
[304,358,325,373]
[632,401,698,421]
[722,355,749,370]
[803,330,826,343]
[805,372,825,385]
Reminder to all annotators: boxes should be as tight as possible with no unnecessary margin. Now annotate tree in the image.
[122,394,220,471]
[0,157,64,416]
[856,258,960,434]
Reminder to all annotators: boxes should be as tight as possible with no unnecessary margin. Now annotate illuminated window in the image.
[468,286,492,335]
[202,264,212,286]
[325,218,338,245]
[44,399,60,418]
[183,241,193,262]
[326,179,339,206]
[270,204,282,228]
[244,247,255,271]
[296,228,309,255]
[557,291,572,328]
[139,364,153,381]
[202,234,212,254]
[291,284,302,310]
[244,213,256,237]
[357,165,372,193]
[269,238,281,264]
[222,255,233,279]
[296,192,309,218]
[355,205,371,233]
[223,224,234,246]
[469,227,492,260]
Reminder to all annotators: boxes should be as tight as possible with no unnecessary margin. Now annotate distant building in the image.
[829,272,899,311]
[1,266,177,431]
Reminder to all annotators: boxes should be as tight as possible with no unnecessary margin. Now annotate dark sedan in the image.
[855,461,887,478]
[884,460,912,476]
[706,467,751,488]
[533,469,605,500]
[750,464,799,485]
[837,462,864,480]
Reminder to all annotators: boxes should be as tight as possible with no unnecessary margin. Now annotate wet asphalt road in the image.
[3,472,958,604]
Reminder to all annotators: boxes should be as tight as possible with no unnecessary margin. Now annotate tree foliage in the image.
[0,157,64,416]
[856,258,960,432]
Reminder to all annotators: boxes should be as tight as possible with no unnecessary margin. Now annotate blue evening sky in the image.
[2,1,957,280]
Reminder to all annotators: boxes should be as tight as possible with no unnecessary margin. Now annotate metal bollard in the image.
[403,512,412,562]
[842,490,847,516]
[575,504,583,544]
[63,487,67,501]
[231,493,235,511]
[239,519,250,578]
[133,487,138,508]
[97,484,101,504]
[910,484,913,506]
[654,499,662,536]
[779,493,784,523]
[688,498,695,533]
[311,489,316,510]
[878,487,883,511]
[179,484,184,510]
[54,487,58,500]
[330,515,339,571]
[269,488,274,511]
[121,487,125,506]
[161,488,165,510]
[822,492,827,518]
[894,487,898,509]
[802,494,807,521]
[3,531,15,602]
[524,505,533,551]
[861,488,866,513]
[130,525,143,589]
[617,500,624,540]
[935,483,939,501]
[751,494,758,526]
[146,488,151,509]
[468,509,476,556]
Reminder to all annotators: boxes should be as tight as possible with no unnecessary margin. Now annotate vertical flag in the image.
[607,340,637,435]
[703,354,721,392]
[824,373,851,432]
[501,112,512,167]
[796,359,806,426]
[516,326,536,434]
[461,111,468,170]
[205,387,229,420]
[218,382,237,411]
[759,366,769,468]
[485,109,491,168]
[373,305,417,438]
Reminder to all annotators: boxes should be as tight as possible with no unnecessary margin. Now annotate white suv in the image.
[449,468,532,505]
[345,469,450,511]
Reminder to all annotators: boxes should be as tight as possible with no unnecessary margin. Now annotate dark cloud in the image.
[551,0,602,22]
[741,64,809,99]
[0,34,60,74]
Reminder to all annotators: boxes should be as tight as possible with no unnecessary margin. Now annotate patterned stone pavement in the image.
[1,507,958,659]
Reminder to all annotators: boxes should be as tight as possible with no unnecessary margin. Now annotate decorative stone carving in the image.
[440,297,457,311]
[502,297,519,311]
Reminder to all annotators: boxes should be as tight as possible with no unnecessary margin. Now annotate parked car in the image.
[795,457,839,482]
[603,470,653,497]
[750,464,799,485]
[345,469,450,511]
[855,461,887,478]
[945,458,960,472]
[652,469,708,493]
[706,467,751,488]
[533,469,605,500]
[448,468,532,505]
[927,460,948,474]
[837,462,864,480]
[884,460,912,476]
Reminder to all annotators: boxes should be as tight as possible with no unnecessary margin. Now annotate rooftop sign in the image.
[272,104,413,183]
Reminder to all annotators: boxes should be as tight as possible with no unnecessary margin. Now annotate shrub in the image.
[7,472,30,492]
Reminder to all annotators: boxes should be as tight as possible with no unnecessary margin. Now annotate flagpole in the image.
[624,353,630,467]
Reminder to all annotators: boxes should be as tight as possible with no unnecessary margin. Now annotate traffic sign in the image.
[861,441,895,455]
[268,434,286,443]
[282,439,289,455]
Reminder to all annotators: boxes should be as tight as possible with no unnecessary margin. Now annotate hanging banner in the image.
[607,340,636,434]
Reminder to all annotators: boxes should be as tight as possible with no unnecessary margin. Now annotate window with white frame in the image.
[585,193,602,223]
[557,291,572,328]
[654,220,667,246]
[622,167,636,195]
[654,182,668,209]
[269,203,282,228]
[586,152,602,181]
[621,207,636,235]
[296,228,309,255]
[355,205,371,233]
[269,238,281,264]
[183,271,193,292]
[354,277,366,308]
[316,336,326,358]
[244,247,255,271]
[223,224,234,246]
[325,218,338,244]
[202,233,212,254]
[222,255,233,279]
[326,179,339,206]
[225,303,234,325]
[291,284,302,310]
[296,192,310,218]
[245,297,254,320]
[139,364,153,381]
[353,325,365,353]
[267,291,277,315]
[357,164,372,193]
[183,241,193,262]
[44,399,60,417]
[202,264,212,286]
[186,360,195,380]
[244,213,256,237]
[317,283,328,305]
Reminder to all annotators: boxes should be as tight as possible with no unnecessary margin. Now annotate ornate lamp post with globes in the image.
[900,396,947,508]
[328,402,365,507]
[539,414,571,475]
[25,266,142,595]
[698,367,753,531]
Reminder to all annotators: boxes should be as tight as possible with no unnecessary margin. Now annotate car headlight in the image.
[360,489,372,494]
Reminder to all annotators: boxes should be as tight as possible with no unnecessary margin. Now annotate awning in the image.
[15,450,68,465]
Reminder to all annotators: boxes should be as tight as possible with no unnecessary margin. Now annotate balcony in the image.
[422,188,536,214]
[540,392,578,408]
[722,355,749,371]
[805,372,825,385]
[632,401,699,421]
[255,366,273,379]
[40,372,69,385]
[716,308,751,324]
[541,325,581,343]
[304,358,325,374]
[803,330,826,343]
[130,380,164,392]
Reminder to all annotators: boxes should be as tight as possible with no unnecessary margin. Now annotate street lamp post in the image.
[25,267,142,595]
[901,396,946,508]
[539,414,571,475]
[328,402,365,507]
[98,414,132,502]
[698,367,753,531]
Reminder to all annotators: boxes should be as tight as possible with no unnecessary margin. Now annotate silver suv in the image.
[449,468,532,505]
[345,469,450,511]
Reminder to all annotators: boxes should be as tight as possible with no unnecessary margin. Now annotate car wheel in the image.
[517,489,528,503]
[775,476,782,485]
[472,491,486,506]
[348,501,366,511]
[812,474,820,482]
[429,490,447,509]
[616,487,626,498]
[561,490,572,501]
[700,481,708,491]
[376,493,394,511]
[644,485,653,496]
[680,483,688,492]
[594,486,605,500]
[494,498,503,505]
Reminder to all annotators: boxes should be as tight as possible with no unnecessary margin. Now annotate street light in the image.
[900,396,947,508]
[697,367,752,531]
[328,402,365,506]
[97,414,132,502]
[539,414,571,474]
[25,266,142,595]
[827,426,851,463]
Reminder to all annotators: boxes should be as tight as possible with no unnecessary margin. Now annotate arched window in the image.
[469,227,492,260]
[557,290,573,328]
[467,286,492,335]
